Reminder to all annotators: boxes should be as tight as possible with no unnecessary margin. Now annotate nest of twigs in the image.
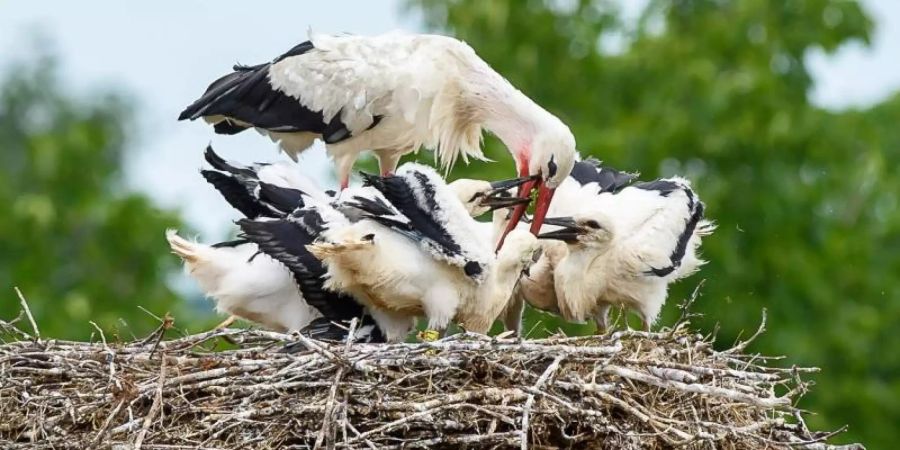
[0,300,863,450]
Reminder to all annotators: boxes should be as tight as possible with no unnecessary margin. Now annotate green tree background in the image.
[406,0,899,446]
[0,0,897,446]
[0,55,187,341]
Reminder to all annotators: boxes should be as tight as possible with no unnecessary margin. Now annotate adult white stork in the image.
[535,159,715,332]
[178,31,577,247]
[242,163,540,340]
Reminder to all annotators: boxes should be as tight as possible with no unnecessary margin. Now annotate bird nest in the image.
[0,302,862,450]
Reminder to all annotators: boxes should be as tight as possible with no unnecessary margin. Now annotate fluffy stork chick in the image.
[179,32,576,244]
[456,229,541,333]
[307,220,539,336]
[539,177,714,332]
[238,197,404,343]
[305,164,534,338]
[201,145,328,219]
[165,230,320,332]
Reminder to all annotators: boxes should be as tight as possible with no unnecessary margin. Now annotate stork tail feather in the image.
[166,230,201,264]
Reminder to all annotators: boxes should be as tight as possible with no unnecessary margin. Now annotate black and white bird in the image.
[166,230,321,332]
[237,199,393,342]
[241,163,540,340]
[178,31,577,247]
[532,159,714,332]
[200,145,328,219]
[169,148,384,342]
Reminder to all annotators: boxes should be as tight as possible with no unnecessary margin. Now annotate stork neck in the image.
[459,254,527,334]
[486,256,528,318]
[464,71,546,158]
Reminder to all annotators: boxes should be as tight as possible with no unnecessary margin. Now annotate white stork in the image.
[200,145,329,219]
[535,159,715,332]
[166,230,321,332]
[170,147,386,342]
[242,163,540,340]
[178,31,577,247]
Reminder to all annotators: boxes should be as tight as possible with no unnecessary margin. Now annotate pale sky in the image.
[0,0,898,239]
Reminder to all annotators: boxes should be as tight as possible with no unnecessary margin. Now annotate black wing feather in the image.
[569,159,637,193]
[237,217,365,322]
[360,172,463,258]
[633,179,683,197]
[645,198,706,277]
[257,182,306,215]
[201,170,269,219]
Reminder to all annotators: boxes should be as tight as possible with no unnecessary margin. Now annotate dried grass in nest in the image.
[0,295,864,450]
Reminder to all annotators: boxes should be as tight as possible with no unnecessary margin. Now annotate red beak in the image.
[530,182,555,235]
[495,178,536,252]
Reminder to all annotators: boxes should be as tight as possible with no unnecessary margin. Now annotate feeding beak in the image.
[495,176,538,252]
[537,217,584,243]
[495,169,560,251]
[529,182,556,236]
[478,175,535,211]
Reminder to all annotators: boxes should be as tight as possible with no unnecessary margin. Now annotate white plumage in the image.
[180,32,577,244]
[303,164,540,335]
[166,230,320,332]
[520,160,715,332]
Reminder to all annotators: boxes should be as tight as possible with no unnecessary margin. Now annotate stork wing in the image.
[202,146,313,218]
[355,163,492,282]
[568,158,637,193]
[178,37,393,145]
[237,210,365,322]
[614,178,707,278]
[548,159,639,219]
[178,41,342,137]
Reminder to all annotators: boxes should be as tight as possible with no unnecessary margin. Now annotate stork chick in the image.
[307,227,539,337]
[166,230,320,332]
[539,177,714,332]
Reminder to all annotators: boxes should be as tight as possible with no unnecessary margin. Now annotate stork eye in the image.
[531,248,543,262]
[547,155,558,178]
[585,220,602,229]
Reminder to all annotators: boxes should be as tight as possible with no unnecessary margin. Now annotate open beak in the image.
[480,175,536,211]
[537,217,583,242]
[495,176,538,252]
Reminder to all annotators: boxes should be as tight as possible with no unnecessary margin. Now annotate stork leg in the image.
[418,283,458,342]
[593,304,611,335]
[335,153,357,190]
[374,149,403,177]
[502,292,525,336]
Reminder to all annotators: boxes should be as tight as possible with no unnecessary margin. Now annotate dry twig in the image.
[0,312,861,449]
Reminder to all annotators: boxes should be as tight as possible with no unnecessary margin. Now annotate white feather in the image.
[537,177,713,330]
[165,230,320,332]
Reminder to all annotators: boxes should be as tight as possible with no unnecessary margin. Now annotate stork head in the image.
[496,123,577,251]
[537,211,615,249]
[529,127,577,190]
[449,176,535,217]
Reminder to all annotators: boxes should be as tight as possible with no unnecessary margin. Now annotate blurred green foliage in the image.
[407,0,898,445]
[0,55,186,341]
